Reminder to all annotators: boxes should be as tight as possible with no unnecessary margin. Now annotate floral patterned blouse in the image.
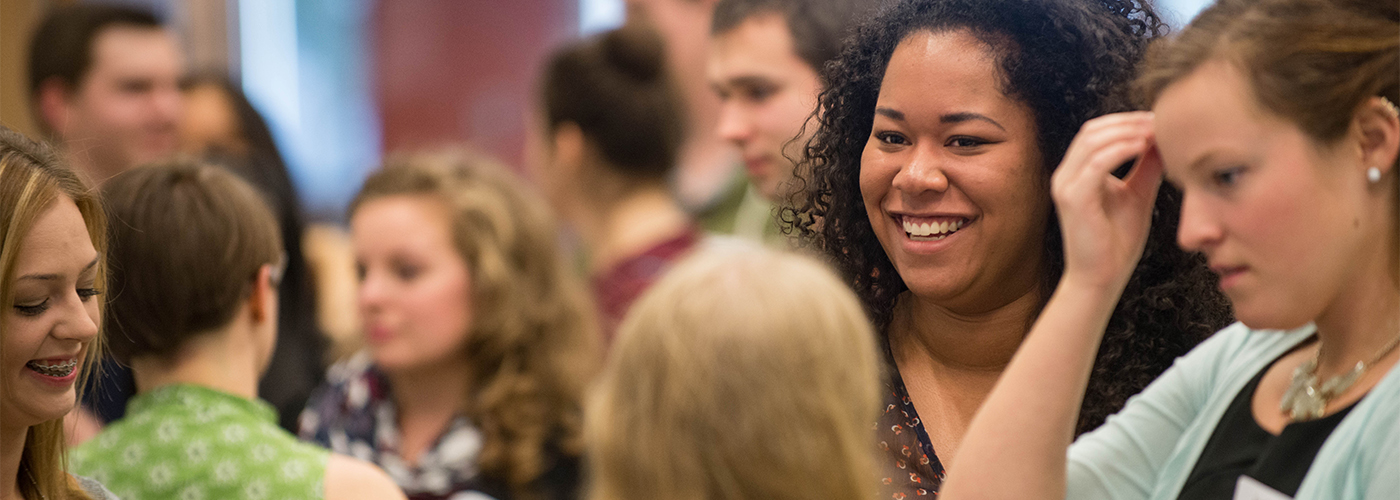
[876,367,947,499]
[299,353,490,499]
[300,352,580,500]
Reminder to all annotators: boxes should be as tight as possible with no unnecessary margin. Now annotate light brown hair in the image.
[350,149,601,496]
[0,125,104,500]
[100,159,282,363]
[1139,0,1398,147]
[586,244,882,500]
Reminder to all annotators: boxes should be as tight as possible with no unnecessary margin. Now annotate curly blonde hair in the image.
[0,126,104,500]
[350,149,601,496]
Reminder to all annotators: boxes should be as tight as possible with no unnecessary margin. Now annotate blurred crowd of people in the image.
[2,0,1397,499]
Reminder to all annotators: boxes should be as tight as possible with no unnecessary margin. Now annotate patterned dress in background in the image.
[299,352,491,500]
[299,352,581,500]
[71,384,329,500]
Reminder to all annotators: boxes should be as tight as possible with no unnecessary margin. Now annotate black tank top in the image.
[1177,355,1359,499]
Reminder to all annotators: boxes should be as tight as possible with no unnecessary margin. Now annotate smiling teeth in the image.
[903,218,964,241]
[26,359,77,377]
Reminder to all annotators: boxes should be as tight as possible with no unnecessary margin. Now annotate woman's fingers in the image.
[1054,138,1152,208]
[1123,142,1164,202]
[1061,113,1153,168]
[1054,112,1155,195]
[1050,112,1163,291]
[1081,138,1151,184]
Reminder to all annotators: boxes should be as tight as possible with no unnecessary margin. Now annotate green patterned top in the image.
[72,384,330,500]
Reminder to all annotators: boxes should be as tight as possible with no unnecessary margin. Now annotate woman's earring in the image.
[1368,167,1382,184]
[1382,97,1400,118]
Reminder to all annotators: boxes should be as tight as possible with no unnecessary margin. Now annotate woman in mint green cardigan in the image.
[941,0,1400,499]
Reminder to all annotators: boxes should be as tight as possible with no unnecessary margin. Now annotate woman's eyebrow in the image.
[875,107,905,121]
[18,257,99,281]
[941,112,1005,131]
[875,108,1007,132]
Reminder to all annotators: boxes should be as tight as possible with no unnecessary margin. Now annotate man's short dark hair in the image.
[711,0,877,72]
[27,4,162,106]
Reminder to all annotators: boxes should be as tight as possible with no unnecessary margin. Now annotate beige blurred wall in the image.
[179,0,234,77]
[0,0,57,137]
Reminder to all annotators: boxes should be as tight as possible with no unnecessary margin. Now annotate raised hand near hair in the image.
[1051,111,1164,293]
[942,112,1165,500]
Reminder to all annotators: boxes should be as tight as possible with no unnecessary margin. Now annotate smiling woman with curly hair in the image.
[782,0,1233,495]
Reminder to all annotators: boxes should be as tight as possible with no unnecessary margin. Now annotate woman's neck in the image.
[130,323,260,400]
[1312,267,1400,379]
[886,286,1045,464]
[385,360,470,425]
[889,287,1044,373]
[1,423,24,500]
[580,185,692,275]
[384,360,471,464]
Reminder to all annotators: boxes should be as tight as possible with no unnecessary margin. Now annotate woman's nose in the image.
[891,145,950,195]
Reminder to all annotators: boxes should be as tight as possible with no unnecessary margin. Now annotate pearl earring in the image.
[1368,167,1382,184]
[1382,97,1400,118]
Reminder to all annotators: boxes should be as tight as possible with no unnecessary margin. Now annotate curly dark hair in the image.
[784,0,1234,434]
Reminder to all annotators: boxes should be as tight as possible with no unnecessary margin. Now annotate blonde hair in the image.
[349,149,601,496]
[586,244,882,500]
[0,126,103,500]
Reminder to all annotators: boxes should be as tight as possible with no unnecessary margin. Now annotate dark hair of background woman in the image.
[783,0,1235,434]
[185,74,326,432]
[540,25,686,180]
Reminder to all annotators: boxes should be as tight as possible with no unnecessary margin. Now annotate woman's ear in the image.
[37,77,74,135]
[248,263,278,325]
[247,263,281,378]
[552,122,588,179]
[1356,96,1400,178]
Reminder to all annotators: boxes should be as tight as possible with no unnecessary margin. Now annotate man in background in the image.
[707,0,873,206]
[623,0,762,238]
[28,3,183,186]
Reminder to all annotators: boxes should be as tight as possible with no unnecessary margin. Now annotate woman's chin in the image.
[2,399,77,431]
[370,350,450,376]
[1231,303,1315,333]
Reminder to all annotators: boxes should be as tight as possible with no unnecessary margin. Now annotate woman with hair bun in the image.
[787,0,1233,495]
[944,0,1400,498]
[533,25,700,342]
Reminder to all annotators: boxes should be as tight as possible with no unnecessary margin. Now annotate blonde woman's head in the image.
[0,125,104,500]
[587,243,882,500]
[349,148,600,495]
